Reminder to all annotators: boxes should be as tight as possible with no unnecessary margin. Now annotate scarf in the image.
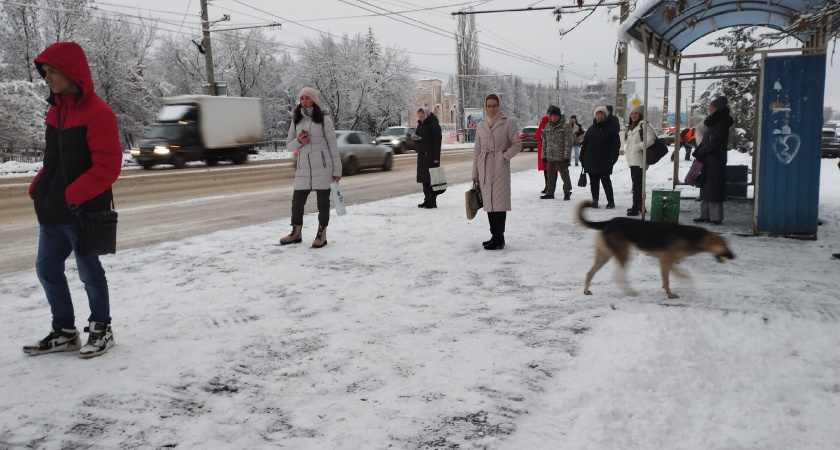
[419,107,431,123]
[485,109,502,128]
[302,106,314,117]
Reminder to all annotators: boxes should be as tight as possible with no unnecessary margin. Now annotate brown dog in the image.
[577,201,735,298]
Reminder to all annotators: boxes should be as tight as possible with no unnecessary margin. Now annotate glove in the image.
[541,158,547,163]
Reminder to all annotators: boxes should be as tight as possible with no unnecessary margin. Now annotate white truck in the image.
[130,95,265,169]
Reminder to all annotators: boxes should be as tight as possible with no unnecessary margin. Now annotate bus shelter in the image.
[618,0,834,237]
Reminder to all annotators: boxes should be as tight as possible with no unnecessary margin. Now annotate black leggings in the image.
[588,174,614,204]
[630,166,642,211]
[291,189,331,227]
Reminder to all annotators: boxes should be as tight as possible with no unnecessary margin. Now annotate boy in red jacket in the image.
[22,42,122,359]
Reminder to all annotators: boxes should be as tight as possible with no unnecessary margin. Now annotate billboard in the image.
[465,108,483,129]
[440,123,456,144]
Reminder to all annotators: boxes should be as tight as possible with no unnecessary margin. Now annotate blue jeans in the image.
[573,145,580,165]
[36,224,110,329]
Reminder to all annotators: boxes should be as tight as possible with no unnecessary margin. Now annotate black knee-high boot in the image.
[485,212,506,250]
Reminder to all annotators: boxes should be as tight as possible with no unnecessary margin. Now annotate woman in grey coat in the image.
[281,87,342,248]
[471,94,522,250]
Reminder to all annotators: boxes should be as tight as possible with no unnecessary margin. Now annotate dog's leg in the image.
[611,241,637,296]
[659,260,679,299]
[584,235,612,295]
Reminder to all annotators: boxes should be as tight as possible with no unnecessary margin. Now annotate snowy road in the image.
[0,149,537,274]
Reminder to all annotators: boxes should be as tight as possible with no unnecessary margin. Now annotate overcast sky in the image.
[102,0,840,114]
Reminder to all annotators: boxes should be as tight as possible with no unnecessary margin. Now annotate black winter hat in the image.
[549,106,562,117]
[710,96,728,110]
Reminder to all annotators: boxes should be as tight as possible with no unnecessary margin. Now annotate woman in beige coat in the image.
[471,94,522,250]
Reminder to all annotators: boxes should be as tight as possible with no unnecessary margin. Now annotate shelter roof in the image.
[618,0,833,53]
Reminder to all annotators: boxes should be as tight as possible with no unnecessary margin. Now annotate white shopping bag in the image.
[429,166,447,191]
[331,181,347,216]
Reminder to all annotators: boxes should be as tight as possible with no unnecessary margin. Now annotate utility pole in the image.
[690,62,697,126]
[556,70,561,107]
[457,14,466,142]
[614,1,629,124]
[200,0,217,96]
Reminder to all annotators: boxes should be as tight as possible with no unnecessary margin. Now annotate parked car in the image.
[519,126,539,151]
[375,126,417,154]
[658,129,677,146]
[822,128,840,158]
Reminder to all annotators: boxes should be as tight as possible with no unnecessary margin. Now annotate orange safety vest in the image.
[680,127,695,143]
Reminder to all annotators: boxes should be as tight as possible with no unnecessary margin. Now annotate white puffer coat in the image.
[286,114,341,190]
[623,120,657,168]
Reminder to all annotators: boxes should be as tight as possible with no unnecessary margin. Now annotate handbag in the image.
[465,182,482,220]
[684,159,703,186]
[77,210,118,257]
[330,181,346,216]
[577,169,587,187]
[56,112,118,257]
[429,166,447,191]
[640,127,669,165]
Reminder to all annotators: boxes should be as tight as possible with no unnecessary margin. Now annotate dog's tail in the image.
[576,200,607,230]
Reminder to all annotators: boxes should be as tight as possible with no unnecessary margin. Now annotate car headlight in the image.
[129,147,140,156]
[391,139,400,145]
[153,146,170,154]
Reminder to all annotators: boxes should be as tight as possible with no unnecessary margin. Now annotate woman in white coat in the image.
[471,94,522,250]
[621,104,656,216]
[280,87,342,248]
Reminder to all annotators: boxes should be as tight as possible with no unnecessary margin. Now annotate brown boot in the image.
[312,225,328,248]
[279,225,302,245]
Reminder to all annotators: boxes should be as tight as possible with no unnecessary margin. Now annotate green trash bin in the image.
[650,190,681,222]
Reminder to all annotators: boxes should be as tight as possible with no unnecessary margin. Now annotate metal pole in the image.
[457,15,465,142]
[200,0,216,96]
[673,73,682,189]
[641,29,650,221]
[614,1,630,123]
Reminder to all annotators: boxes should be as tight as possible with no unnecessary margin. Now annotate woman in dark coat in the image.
[692,96,734,225]
[580,106,621,208]
[414,107,443,208]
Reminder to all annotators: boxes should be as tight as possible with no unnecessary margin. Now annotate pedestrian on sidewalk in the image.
[414,107,443,209]
[540,106,575,200]
[692,96,734,225]
[536,105,559,195]
[472,94,522,250]
[622,104,657,216]
[23,42,122,359]
[570,115,585,166]
[580,106,621,209]
[281,87,342,248]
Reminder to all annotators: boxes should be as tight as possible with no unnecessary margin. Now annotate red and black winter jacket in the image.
[29,42,122,226]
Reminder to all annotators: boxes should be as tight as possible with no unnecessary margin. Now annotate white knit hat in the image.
[299,87,319,104]
[594,106,609,117]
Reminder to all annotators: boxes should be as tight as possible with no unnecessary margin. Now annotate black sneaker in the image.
[563,193,571,201]
[606,202,615,209]
[23,328,81,355]
[79,322,114,359]
[540,194,554,199]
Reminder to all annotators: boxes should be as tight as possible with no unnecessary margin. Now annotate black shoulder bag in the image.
[640,127,669,165]
[56,111,119,257]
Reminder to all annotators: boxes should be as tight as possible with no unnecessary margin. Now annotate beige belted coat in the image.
[471,114,522,212]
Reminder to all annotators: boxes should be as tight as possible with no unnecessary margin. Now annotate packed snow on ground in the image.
[1,152,839,449]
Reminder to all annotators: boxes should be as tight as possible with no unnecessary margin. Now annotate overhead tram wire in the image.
[338,0,567,73]
[0,0,298,57]
[220,0,452,58]
[386,0,559,68]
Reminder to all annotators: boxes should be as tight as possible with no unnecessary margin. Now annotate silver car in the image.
[336,130,394,176]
